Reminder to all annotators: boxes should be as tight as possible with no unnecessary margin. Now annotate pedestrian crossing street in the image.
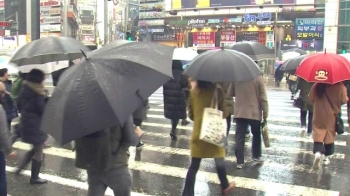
[6,88,350,196]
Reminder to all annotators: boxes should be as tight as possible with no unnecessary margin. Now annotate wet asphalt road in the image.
[5,86,350,196]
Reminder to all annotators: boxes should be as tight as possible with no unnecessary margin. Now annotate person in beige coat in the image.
[231,75,268,169]
[309,82,348,170]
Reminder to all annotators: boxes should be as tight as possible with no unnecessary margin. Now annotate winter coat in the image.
[220,82,234,116]
[297,78,314,111]
[188,86,227,158]
[0,105,11,154]
[1,80,18,120]
[17,82,48,145]
[231,76,269,121]
[274,65,284,81]
[309,83,348,144]
[163,62,188,120]
[132,99,148,120]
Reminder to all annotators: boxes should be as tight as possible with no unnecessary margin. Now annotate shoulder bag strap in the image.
[324,92,336,115]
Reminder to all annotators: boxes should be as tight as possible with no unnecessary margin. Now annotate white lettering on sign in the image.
[188,19,206,25]
[40,0,60,7]
[40,7,61,16]
[40,16,62,24]
[40,24,61,32]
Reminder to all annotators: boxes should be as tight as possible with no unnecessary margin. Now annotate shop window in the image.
[339,10,350,25]
[338,26,350,42]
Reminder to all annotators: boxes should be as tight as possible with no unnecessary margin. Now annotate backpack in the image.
[75,128,123,172]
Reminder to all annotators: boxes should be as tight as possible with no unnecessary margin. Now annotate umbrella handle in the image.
[80,49,88,60]
[136,89,147,106]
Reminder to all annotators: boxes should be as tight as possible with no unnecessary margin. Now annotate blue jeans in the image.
[0,151,7,196]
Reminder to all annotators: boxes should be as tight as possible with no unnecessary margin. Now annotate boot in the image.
[170,129,177,140]
[15,149,35,175]
[30,158,48,185]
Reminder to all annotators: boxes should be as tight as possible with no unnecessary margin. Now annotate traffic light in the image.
[341,44,347,54]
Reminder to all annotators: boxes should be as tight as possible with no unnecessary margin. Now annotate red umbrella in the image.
[296,50,350,84]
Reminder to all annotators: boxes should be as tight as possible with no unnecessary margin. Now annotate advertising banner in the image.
[173,0,295,8]
[41,7,61,16]
[193,32,215,49]
[40,24,61,32]
[40,33,61,38]
[0,1,4,10]
[81,25,94,31]
[281,40,323,51]
[82,35,95,45]
[220,31,236,46]
[138,20,164,26]
[151,34,176,42]
[40,0,60,7]
[139,12,165,19]
[40,16,62,24]
[295,18,324,40]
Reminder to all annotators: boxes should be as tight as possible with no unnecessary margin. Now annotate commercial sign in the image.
[193,32,215,49]
[40,0,60,7]
[151,34,176,42]
[188,19,207,27]
[40,16,62,24]
[208,18,242,24]
[40,24,61,32]
[295,18,324,40]
[220,31,236,46]
[281,40,323,51]
[139,12,165,19]
[138,20,164,26]
[82,35,95,45]
[0,1,4,9]
[40,7,61,16]
[243,13,272,25]
[139,28,164,34]
[168,20,188,26]
[81,26,94,31]
[172,0,295,9]
[79,5,94,11]
[40,32,61,38]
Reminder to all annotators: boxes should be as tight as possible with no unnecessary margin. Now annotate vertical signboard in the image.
[295,18,324,40]
[220,31,236,46]
[192,32,215,49]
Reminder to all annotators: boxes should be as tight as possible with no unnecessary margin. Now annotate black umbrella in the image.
[184,49,261,82]
[225,42,275,61]
[10,37,90,66]
[286,48,307,55]
[41,41,175,145]
[280,55,308,71]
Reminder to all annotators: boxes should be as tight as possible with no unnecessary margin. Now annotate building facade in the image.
[4,0,27,36]
[77,3,97,48]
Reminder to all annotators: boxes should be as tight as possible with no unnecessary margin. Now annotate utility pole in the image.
[63,0,69,36]
[104,0,108,45]
[31,0,40,41]
[15,12,19,47]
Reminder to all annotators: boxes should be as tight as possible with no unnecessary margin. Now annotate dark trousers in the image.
[0,152,7,196]
[227,116,250,136]
[300,110,313,133]
[7,119,11,134]
[347,100,350,123]
[313,142,334,156]
[182,157,229,196]
[235,118,262,164]
[133,118,143,127]
[171,119,179,131]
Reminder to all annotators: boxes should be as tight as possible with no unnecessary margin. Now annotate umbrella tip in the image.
[80,49,89,60]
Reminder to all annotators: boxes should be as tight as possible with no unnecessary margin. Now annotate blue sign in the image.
[295,18,324,40]
[280,40,323,51]
[243,13,272,25]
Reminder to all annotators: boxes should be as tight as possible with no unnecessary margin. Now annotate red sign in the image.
[0,22,9,26]
[258,31,267,45]
[40,0,60,7]
[193,32,215,49]
[220,31,236,46]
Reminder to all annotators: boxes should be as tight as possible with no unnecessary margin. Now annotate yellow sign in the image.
[81,26,94,31]
[172,0,209,9]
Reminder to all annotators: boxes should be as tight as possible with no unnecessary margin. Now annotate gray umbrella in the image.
[184,49,261,82]
[9,37,90,66]
[280,55,308,71]
[286,48,307,55]
[41,41,175,145]
[225,42,275,61]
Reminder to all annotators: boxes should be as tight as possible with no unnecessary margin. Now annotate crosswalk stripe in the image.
[10,143,340,195]
[6,166,150,196]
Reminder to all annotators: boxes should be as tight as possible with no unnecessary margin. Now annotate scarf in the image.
[23,81,46,96]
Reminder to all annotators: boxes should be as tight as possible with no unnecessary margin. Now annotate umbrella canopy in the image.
[339,53,350,62]
[296,51,350,84]
[41,41,175,145]
[173,48,198,61]
[280,55,307,71]
[282,51,301,61]
[225,42,275,61]
[184,49,261,83]
[286,48,307,55]
[9,37,90,66]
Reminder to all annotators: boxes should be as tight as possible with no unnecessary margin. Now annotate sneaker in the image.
[313,152,322,171]
[222,182,235,195]
[236,164,244,169]
[323,156,331,165]
[252,158,264,165]
[300,126,306,132]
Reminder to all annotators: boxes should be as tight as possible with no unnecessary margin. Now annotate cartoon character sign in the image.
[315,70,328,81]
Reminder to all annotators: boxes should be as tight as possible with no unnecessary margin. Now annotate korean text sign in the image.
[295,18,324,40]
[193,32,215,49]
[220,31,236,46]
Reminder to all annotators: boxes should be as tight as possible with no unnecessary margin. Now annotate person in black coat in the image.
[274,63,285,87]
[15,69,48,185]
[163,60,188,140]
[132,99,148,147]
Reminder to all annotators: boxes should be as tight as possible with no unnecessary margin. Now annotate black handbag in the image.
[324,93,345,135]
[293,97,304,109]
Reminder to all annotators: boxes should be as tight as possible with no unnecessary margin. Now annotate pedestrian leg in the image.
[170,119,179,140]
[104,166,132,196]
[30,143,47,184]
[307,111,313,135]
[134,118,144,147]
[347,100,350,124]
[0,152,7,196]
[226,115,232,136]
[15,148,35,175]
[87,171,108,196]
[312,142,325,171]
[182,157,201,196]
[234,118,248,167]
[323,143,335,165]
[300,110,307,130]
[7,119,12,134]
[249,120,262,163]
